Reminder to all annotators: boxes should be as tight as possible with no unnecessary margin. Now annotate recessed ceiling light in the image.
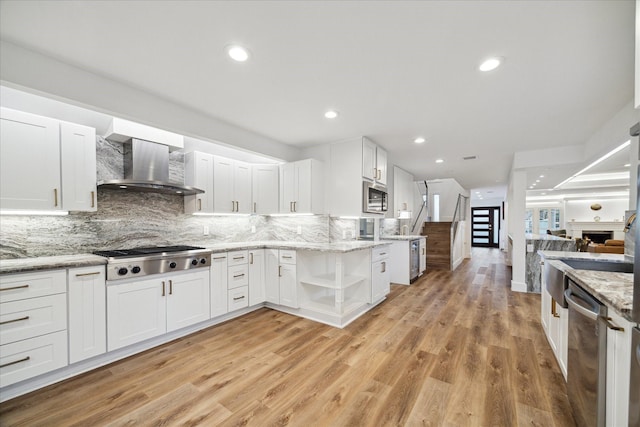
[536,179,540,183]
[414,137,426,144]
[435,159,444,164]
[539,175,545,178]
[227,45,250,62]
[324,110,339,119]
[529,186,534,189]
[624,163,631,167]
[542,192,547,195]
[479,57,503,72]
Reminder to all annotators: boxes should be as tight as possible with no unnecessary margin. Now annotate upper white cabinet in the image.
[0,107,97,212]
[393,166,414,218]
[362,137,387,186]
[184,151,214,214]
[279,159,324,214]
[251,164,279,214]
[213,156,251,214]
[328,136,387,217]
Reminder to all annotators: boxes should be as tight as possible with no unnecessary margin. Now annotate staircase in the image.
[421,221,452,270]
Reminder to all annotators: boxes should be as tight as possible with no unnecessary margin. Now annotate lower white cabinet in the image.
[265,249,298,308]
[605,310,634,427]
[107,270,210,351]
[210,254,229,318]
[248,249,266,306]
[68,266,106,364]
[228,286,249,311]
[540,267,568,380]
[371,247,390,303]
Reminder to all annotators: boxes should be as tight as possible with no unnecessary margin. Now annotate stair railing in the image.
[451,193,469,245]
[411,180,428,234]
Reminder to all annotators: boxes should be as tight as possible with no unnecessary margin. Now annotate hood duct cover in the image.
[98,139,204,195]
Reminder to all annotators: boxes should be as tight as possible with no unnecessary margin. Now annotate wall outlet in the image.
[297,225,302,235]
[203,225,210,236]
[251,225,256,233]
[526,243,534,253]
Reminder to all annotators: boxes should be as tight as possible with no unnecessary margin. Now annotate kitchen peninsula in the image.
[524,233,576,292]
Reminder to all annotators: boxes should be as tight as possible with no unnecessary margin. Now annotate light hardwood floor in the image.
[0,248,576,426]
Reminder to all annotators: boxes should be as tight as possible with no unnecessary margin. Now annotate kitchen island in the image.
[525,234,576,292]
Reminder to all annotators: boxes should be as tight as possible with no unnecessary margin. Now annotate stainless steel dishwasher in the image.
[565,279,607,427]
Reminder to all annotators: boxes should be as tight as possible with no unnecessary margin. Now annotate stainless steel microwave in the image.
[363,182,388,213]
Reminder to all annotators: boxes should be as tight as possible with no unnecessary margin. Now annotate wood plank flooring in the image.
[0,248,576,426]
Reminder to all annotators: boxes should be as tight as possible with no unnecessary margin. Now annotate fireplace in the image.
[582,230,614,244]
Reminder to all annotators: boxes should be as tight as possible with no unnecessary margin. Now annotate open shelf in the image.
[299,273,366,289]
[300,295,366,316]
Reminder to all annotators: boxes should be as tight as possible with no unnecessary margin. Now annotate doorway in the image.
[472,207,500,248]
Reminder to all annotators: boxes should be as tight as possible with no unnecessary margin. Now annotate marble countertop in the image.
[381,235,426,241]
[539,250,634,321]
[526,233,572,241]
[0,254,107,275]
[0,240,392,274]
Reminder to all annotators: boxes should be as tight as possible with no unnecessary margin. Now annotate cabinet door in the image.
[279,263,298,308]
[541,285,551,333]
[213,156,234,213]
[68,267,106,364]
[376,146,388,185]
[371,260,389,303]
[252,164,279,214]
[606,311,633,427]
[166,271,210,332]
[248,250,265,306]
[234,161,252,213]
[419,238,426,274]
[210,254,229,317]
[265,249,280,304]
[280,163,296,213]
[107,278,166,351]
[362,137,376,181]
[295,160,312,213]
[0,107,61,210]
[60,122,97,212]
[185,151,214,214]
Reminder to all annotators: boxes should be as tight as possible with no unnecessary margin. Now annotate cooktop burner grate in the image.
[93,245,205,258]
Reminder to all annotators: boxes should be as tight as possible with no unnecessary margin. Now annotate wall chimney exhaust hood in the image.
[98,119,203,195]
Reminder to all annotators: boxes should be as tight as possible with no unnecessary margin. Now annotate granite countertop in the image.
[0,241,392,274]
[526,233,572,241]
[539,250,634,321]
[381,235,426,241]
[0,254,107,275]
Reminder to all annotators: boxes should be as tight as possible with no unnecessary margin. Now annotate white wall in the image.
[507,169,527,292]
[564,199,629,224]
[427,178,469,221]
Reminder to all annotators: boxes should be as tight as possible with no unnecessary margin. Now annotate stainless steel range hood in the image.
[98,138,204,195]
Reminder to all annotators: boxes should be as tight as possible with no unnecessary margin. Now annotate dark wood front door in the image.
[472,207,500,248]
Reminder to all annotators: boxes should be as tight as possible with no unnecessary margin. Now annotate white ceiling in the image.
[0,0,636,193]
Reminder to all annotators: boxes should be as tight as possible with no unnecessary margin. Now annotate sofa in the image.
[587,239,624,254]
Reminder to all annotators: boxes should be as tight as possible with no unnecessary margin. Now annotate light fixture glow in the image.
[479,57,502,72]
[539,175,545,178]
[119,185,127,189]
[227,45,250,62]
[324,110,339,119]
[0,210,69,216]
[435,159,444,164]
[414,137,426,144]
[625,163,631,167]
[554,140,631,189]
[536,180,540,183]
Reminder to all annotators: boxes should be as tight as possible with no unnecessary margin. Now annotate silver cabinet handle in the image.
[604,317,624,331]
[0,356,30,369]
[54,188,58,207]
[213,256,226,260]
[293,201,297,212]
[381,261,386,273]
[75,271,101,277]
[198,198,202,211]
[233,256,245,260]
[233,295,245,301]
[279,266,282,277]
[250,253,254,264]
[254,202,257,213]
[290,201,294,212]
[91,191,95,208]
[282,255,292,259]
[564,289,598,320]
[379,252,386,256]
[0,315,29,325]
[233,273,245,278]
[0,284,29,292]
[162,281,166,297]
[169,280,173,295]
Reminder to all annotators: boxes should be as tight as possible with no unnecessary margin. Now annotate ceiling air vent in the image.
[463,155,477,160]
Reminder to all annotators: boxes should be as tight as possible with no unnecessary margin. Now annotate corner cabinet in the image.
[0,107,97,212]
[213,156,252,214]
[184,151,214,214]
[279,159,324,214]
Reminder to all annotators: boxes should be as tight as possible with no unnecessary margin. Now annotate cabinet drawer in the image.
[0,330,68,388]
[227,250,249,266]
[0,294,67,345]
[372,246,390,263]
[279,250,296,265]
[0,270,66,303]
[228,265,249,289]
[228,286,249,311]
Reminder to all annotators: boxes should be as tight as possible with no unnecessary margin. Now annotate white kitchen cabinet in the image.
[67,266,106,364]
[184,151,214,214]
[362,136,387,186]
[251,164,279,214]
[213,156,251,214]
[540,267,568,380]
[0,269,68,387]
[265,249,298,308]
[605,310,634,427]
[393,166,414,218]
[165,271,210,332]
[228,286,249,311]
[419,237,426,275]
[371,247,390,303]
[0,107,97,212]
[248,249,266,306]
[60,122,97,212]
[226,250,249,312]
[279,159,324,214]
[107,270,210,351]
[210,253,229,318]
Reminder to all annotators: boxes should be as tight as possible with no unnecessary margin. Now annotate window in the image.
[433,194,440,221]
[525,209,533,233]
[525,207,562,234]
